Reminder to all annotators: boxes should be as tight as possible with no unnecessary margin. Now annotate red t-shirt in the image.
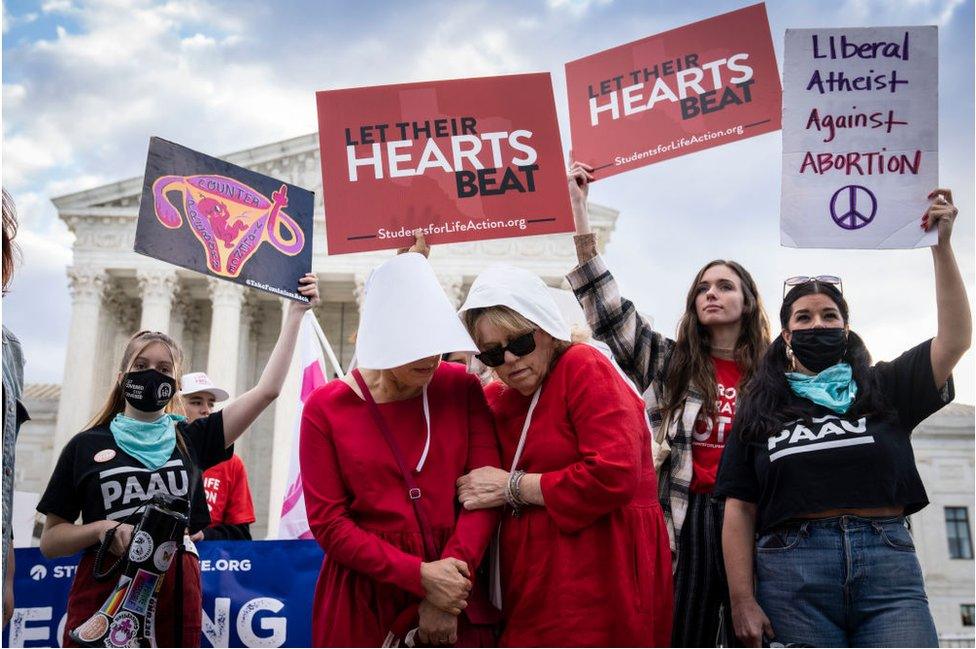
[202,454,256,526]
[690,356,742,494]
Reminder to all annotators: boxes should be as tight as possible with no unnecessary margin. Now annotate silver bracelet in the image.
[508,470,527,509]
[513,471,527,507]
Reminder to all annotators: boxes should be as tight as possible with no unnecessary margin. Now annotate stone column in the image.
[169,288,191,352]
[53,268,106,457]
[137,269,176,333]
[234,299,263,466]
[102,289,140,383]
[438,274,465,308]
[178,290,206,373]
[206,279,245,401]
[353,273,369,310]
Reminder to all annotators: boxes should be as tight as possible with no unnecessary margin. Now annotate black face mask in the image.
[122,369,177,412]
[788,327,847,373]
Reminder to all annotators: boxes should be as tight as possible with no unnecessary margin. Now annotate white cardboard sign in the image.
[780,26,938,249]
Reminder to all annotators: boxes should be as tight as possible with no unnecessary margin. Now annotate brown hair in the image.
[87,330,190,455]
[462,305,574,368]
[3,188,19,294]
[660,260,771,424]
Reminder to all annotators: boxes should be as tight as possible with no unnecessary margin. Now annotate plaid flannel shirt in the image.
[566,254,703,568]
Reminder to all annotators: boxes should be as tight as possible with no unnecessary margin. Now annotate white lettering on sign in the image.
[588,53,755,126]
[202,597,231,648]
[346,131,538,182]
[237,597,287,648]
[6,608,68,647]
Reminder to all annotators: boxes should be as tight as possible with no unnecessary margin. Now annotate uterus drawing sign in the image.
[152,174,305,278]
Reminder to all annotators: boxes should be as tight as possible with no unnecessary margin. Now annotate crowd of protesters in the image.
[0,167,969,648]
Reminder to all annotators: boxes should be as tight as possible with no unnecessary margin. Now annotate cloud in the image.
[546,0,612,18]
[2,0,316,197]
[180,32,216,49]
[2,83,26,107]
[2,4,39,33]
[41,0,75,14]
[2,226,74,384]
[839,0,967,25]
[937,0,966,25]
[410,7,528,80]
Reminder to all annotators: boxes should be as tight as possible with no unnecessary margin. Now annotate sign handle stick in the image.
[307,313,345,379]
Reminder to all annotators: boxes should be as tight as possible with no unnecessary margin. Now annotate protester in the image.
[37,274,319,647]
[716,190,970,648]
[300,238,501,647]
[457,264,672,647]
[565,162,771,646]
[181,372,256,540]
[2,188,29,627]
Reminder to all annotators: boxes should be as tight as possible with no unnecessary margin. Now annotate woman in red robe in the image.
[457,265,673,647]
[301,245,501,647]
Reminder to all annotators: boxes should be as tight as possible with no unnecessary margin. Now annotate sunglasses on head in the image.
[475,330,537,367]
[783,275,843,298]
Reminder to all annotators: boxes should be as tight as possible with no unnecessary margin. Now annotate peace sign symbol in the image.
[829,184,877,231]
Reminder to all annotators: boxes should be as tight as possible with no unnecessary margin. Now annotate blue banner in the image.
[4,540,324,648]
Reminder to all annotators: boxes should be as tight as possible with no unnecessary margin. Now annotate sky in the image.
[2,0,974,404]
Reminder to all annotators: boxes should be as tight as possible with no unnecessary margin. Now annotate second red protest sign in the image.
[565,3,782,180]
[316,73,574,254]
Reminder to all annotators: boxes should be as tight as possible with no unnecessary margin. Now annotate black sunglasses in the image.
[475,330,537,367]
[783,275,843,298]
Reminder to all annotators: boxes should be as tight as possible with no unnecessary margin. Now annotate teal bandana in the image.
[786,362,858,414]
[109,413,185,470]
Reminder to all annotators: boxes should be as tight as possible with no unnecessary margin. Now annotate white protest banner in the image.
[780,26,938,249]
[278,312,340,540]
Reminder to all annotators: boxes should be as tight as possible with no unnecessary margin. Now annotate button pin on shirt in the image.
[94,449,117,463]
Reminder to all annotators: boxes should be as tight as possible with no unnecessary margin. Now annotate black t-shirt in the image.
[38,412,230,536]
[715,340,953,534]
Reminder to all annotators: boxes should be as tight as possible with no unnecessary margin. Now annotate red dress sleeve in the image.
[439,373,502,574]
[539,347,643,533]
[224,456,256,525]
[300,386,425,597]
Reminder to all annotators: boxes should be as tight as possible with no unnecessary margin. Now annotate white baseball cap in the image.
[179,372,229,402]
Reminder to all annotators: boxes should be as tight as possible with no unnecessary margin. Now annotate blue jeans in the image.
[755,515,937,648]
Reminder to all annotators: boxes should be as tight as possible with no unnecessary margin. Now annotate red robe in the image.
[300,362,501,647]
[486,344,673,647]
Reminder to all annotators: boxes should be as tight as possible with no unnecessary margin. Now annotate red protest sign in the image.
[316,73,574,254]
[565,3,781,180]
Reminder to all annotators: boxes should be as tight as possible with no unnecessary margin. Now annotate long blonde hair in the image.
[87,330,189,453]
[462,305,574,368]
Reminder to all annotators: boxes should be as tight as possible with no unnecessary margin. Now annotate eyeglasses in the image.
[783,275,843,298]
[475,330,537,367]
